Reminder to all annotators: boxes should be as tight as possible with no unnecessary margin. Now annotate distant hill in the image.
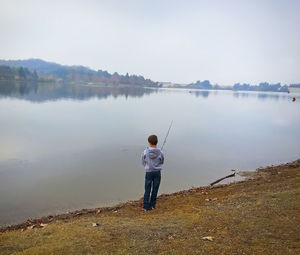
[0,59,160,87]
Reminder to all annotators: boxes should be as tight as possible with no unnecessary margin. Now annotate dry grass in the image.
[1,160,300,254]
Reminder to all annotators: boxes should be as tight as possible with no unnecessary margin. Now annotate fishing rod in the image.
[161,120,173,150]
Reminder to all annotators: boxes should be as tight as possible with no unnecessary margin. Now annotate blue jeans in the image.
[143,171,161,210]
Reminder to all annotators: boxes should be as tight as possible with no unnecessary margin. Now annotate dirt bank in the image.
[1,159,300,254]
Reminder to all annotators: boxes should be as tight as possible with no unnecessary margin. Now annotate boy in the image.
[141,135,164,211]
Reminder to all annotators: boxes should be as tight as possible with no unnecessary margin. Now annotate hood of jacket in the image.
[142,147,164,172]
[147,147,161,159]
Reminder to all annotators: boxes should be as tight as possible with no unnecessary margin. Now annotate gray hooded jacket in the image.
[141,147,164,172]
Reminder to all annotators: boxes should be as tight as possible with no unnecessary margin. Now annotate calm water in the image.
[0,82,299,226]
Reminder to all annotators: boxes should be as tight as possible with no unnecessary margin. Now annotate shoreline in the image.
[1,158,299,233]
[1,158,299,254]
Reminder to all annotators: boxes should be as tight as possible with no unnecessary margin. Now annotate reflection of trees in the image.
[233,92,240,98]
[0,81,157,102]
[194,90,210,98]
[1,82,291,102]
[257,93,279,101]
[0,81,38,96]
[233,92,249,98]
[232,91,285,101]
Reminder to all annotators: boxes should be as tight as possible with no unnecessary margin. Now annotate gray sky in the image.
[0,0,299,85]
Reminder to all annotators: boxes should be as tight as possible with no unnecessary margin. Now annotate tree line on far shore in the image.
[1,59,299,92]
[186,80,293,93]
[0,66,38,82]
[0,59,160,87]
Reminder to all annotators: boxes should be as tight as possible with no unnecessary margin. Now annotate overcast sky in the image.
[0,0,299,85]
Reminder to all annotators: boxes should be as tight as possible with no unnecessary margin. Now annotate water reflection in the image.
[0,81,157,102]
[180,88,293,101]
[0,83,299,226]
[194,90,210,98]
[232,91,290,101]
[257,93,280,101]
[0,81,297,102]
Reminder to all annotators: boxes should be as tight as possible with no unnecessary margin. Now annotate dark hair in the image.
[148,135,158,145]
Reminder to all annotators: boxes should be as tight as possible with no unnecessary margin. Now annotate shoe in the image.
[141,205,148,211]
[141,205,152,212]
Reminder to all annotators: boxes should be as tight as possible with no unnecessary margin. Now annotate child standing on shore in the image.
[141,135,164,211]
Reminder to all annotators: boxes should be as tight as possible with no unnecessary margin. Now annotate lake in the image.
[0,82,299,226]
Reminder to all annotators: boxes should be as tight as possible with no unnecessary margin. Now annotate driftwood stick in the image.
[210,172,236,186]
